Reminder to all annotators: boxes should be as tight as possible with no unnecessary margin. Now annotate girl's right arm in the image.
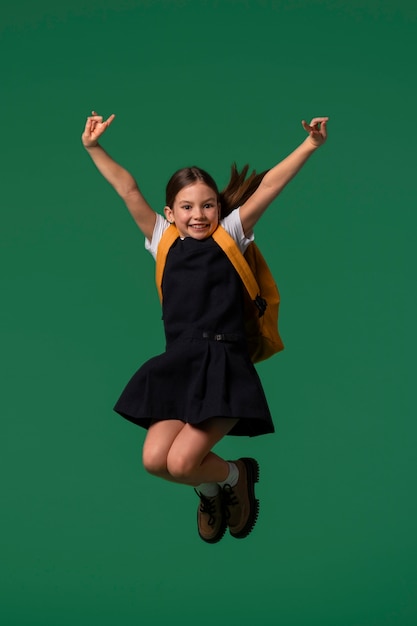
[81,112,156,240]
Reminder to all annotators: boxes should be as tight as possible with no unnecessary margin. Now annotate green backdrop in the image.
[2,1,416,625]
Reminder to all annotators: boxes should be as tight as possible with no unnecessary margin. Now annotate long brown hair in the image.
[219,163,269,218]
[165,163,269,218]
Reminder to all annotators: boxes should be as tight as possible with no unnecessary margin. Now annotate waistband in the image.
[202,331,242,342]
[168,329,244,345]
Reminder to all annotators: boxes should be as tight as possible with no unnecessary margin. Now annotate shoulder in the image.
[221,208,255,254]
[145,213,170,260]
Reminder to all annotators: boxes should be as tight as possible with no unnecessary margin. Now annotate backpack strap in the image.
[155,223,180,302]
[212,226,266,315]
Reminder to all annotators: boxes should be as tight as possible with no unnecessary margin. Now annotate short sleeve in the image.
[145,213,170,260]
[221,208,254,254]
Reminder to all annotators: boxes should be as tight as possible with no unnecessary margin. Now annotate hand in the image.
[301,117,329,147]
[81,111,116,148]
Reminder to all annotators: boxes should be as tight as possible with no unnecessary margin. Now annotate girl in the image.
[81,113,328,543]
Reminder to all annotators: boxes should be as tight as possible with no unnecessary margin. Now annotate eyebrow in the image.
[179,197,217,204]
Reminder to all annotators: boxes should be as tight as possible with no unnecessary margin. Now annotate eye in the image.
[182,204,192,210]
[204,203,214,209]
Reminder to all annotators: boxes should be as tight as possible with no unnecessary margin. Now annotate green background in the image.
[2,1,416,624]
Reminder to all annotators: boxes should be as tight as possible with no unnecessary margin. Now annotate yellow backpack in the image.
[155,224,284,363]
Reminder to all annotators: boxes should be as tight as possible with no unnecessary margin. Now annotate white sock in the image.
[196,482,220,497]
[218,462,239,489]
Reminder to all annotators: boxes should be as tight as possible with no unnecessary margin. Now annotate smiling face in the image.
[164,182,220,240]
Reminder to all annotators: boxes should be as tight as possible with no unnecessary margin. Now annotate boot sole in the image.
[230,457,260,539]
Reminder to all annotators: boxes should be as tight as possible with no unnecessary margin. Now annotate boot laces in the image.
[195,490,217,527]
[221,484,239,519]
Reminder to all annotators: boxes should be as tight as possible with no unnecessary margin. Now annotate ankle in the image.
[218,462,239,489]
[196,482,220,497]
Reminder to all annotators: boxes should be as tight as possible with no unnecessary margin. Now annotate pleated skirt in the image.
[114,335,274,437]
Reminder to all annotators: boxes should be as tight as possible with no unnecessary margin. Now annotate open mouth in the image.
[190,224,210,230]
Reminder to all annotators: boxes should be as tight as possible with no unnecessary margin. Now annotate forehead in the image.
[175,182,217,202]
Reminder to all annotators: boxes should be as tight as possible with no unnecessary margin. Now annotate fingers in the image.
[88,110,116,130]
[105,113,116,127]
[83,111,115,145]
[301,116,329,148]
[302,117,329,128]
[90,111,116,123]
[90,111,102,121]
[319,118,328,140]
[309,116,329,124]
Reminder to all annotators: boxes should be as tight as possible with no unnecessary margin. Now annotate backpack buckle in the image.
[254,295,267,318]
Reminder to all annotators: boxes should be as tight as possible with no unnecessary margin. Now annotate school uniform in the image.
[114,209,274,437]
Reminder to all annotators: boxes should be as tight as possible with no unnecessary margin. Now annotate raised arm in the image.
[81,112,156,240]
[239,117,329,235]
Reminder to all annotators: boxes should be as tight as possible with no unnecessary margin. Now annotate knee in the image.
[142,446,168,477]
[166,452,199,484]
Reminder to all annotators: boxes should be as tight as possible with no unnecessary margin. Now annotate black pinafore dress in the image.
[113,234,274,437]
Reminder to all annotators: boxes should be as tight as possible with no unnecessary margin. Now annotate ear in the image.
[164,205,174,224]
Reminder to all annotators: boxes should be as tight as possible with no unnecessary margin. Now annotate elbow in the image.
[121,185,141,202]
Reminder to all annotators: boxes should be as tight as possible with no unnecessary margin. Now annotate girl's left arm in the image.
[239,117,328,235]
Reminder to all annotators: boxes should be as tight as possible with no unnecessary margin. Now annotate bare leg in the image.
[142,419,186,480]
[142,417,238,486]
[166,418,239,486]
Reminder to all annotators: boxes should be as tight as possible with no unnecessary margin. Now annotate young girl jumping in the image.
[81,112,328,543]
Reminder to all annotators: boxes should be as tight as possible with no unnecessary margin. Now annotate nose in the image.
[193,206,206,219]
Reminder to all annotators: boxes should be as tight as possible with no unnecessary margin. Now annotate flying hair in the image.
[219,163,269,218]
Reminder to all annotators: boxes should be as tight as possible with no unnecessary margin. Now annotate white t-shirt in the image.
[145,207,254,260]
